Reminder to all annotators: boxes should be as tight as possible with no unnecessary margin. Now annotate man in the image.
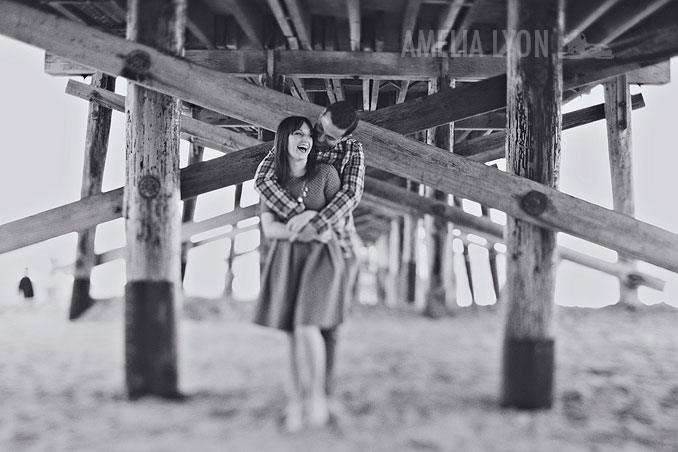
[254,100,365,399]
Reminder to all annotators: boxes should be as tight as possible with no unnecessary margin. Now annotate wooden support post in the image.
[481,203,501,302]
[258,72,284,271]
[224,183,243,297]
[180,140,204,283]
[502,0,563,410]
[399,181,418,303]
[386,217,401,307]
[375,234,389,305]
[423,77,454,318]
[69,73,115,320]
[604,75,640,308]
[453,197,475,306]
[124,0,185,399]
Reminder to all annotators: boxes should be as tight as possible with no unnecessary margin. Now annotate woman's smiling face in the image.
[286,122,313,163]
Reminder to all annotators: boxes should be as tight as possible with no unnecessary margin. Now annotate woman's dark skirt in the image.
[254,239,346,332]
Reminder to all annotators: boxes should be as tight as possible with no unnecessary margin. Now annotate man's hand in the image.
[286,210,317,233]
[292,223,320,242]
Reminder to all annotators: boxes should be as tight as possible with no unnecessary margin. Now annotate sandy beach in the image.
[1,296,677,452]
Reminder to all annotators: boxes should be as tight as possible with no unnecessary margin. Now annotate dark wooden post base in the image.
[69,278,93,320]
[501,337,555,409]
[125,281,179,399]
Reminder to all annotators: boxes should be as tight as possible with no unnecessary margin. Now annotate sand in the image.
[1,297,677,452]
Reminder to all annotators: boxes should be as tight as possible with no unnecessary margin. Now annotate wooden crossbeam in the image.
[455,93,646,162]
[46,50,507,80]
[2,2,678,272]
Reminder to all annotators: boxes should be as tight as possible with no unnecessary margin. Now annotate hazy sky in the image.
[0,34,676,307]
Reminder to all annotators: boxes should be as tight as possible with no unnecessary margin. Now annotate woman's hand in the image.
[286,210,317,233]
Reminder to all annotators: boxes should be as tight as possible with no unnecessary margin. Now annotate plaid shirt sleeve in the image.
[253,149,305,221]
[309,140,365,234]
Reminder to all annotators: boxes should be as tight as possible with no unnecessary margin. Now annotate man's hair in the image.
[325,101,359,136]
[273,116,317,184]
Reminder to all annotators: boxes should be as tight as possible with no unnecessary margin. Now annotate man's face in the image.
[314,111,349,151]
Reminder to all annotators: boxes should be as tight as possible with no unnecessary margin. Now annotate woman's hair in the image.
[273,116,316,184]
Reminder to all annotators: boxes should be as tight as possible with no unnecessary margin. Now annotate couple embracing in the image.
[252,101,365,431]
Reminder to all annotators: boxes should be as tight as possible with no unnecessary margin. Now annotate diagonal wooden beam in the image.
[432,0,465,53]
[564,0,621,44]
[186,0,216,49]
[282,0,312,50]
[229,0,263,48]
[65,79,261,152]
[401,0,422,47]
[266,0,299,50]
[2,2,678,272]
[586,0,672,46]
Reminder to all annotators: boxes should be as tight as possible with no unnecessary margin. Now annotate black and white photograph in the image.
[1,1,677,451]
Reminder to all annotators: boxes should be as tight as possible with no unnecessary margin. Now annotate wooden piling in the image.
[423,77,454,317]
[502,0,563,409]
[124,0,185,399]
[180,138,204,282]
[224,183,243,297]
[399,181,418,303]
[69,72,115,320]
[386,217,401,306]
[604,75,640,308]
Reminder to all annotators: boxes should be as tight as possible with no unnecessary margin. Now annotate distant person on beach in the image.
[253,112,363,431]
[18,268,35,300]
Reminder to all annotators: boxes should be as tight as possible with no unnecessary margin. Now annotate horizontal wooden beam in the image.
[3,2,678,272]
[44,50,507,80]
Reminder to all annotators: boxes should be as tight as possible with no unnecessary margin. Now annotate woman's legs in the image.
[283,333,304,431]
[294,325,329,426]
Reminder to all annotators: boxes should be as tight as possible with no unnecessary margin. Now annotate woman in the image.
[254,116,346,431]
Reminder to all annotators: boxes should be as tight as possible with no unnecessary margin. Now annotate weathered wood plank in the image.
[65,79,261,152]
[266,0,299,50]
[282,0,312,50]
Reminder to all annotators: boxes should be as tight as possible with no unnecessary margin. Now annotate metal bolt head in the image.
[123,50,151,80]
[520,190,548,216]
[138,175,160,198]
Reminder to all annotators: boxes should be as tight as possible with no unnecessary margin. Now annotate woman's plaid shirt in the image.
[254,138,365,257]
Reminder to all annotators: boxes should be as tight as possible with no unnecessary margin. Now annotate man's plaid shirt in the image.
[254,138,365,258]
